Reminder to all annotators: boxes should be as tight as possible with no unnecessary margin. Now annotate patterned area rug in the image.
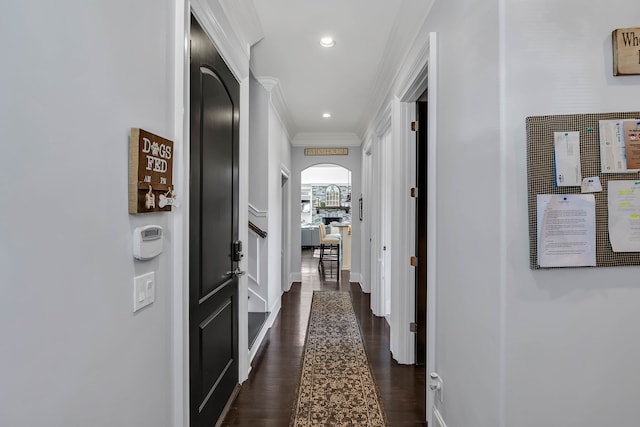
[291,291,387,426]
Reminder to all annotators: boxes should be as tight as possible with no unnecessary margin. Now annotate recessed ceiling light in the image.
[320,37,335,48]
[322,113,332,118]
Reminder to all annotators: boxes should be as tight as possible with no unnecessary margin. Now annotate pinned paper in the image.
[599,119,640,173]
[581,176,602,193]
[608,180,640,252]
[624,121,640,169]
[553,131,582,186]
[537,194,596,267]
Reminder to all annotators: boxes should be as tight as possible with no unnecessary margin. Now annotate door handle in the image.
[226,267,246,277]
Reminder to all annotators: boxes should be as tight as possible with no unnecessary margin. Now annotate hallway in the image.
[222,249,426,426]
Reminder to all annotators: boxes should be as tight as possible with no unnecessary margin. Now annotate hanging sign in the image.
[129,128,176,214]
[304,148,348,156]
[612,27,640,76]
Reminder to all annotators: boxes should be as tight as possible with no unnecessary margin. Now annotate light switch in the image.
[133,272,155,312]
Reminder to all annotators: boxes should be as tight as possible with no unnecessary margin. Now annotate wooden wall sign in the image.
[612,27,640,76]
[304,147,348,156]
[129,128,175,214]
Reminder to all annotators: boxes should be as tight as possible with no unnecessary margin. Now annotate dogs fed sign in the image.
[129,128,176,214]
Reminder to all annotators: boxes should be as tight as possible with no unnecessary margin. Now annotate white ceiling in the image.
[222,0,433,144]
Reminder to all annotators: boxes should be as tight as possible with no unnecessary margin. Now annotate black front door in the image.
[189,15,240,426]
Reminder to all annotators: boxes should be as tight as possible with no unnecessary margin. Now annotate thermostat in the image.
[133,225,163,260]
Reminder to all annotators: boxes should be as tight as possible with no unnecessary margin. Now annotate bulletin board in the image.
[527,112,640,269]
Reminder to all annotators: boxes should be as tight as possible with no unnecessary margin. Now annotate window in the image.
[325,184,340,207]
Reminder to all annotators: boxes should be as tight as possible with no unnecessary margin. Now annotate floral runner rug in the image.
[290,291,387,426]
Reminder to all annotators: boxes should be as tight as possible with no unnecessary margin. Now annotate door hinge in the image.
[410,187,418,198]
[411,121,418,131]
[410,256,418,267]
[410,322,417,333]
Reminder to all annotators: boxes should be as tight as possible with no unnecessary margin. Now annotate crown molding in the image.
[219,0,264,49]
[396,24,431,102]
[191,0,250,81]
[292,132,362,147]
[256,76,296,140]
[358,0,436,136]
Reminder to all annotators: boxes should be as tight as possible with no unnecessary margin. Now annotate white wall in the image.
[249,73,270,216]
[503,1,640,426]
[301,165,351,185]
[0,1,174,426]
[266,105,289,311]
[409,0,640,425]
[290,146,362,282]
[248,74,270,311]
[281,127,292,290]
[407,0,503,425]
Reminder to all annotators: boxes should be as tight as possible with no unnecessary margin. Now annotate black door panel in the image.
[189,15,239,427]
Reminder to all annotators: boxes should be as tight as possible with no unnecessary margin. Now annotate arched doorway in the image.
[300,164,353,274]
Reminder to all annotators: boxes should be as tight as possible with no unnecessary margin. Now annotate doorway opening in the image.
[300,164,353,278]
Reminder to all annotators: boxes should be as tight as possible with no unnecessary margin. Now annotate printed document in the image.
[553,131,582,186]
[608,180,640,252]
[537,194,596,267]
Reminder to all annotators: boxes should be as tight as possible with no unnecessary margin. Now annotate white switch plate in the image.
[133,271,155,312]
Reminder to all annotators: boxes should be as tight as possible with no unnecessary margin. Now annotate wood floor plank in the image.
[221,249,426,426]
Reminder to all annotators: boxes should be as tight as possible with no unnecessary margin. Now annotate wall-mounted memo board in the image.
[129,128,175,214]
[527,112,640,269]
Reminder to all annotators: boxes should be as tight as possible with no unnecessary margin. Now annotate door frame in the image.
[393,32,438,426]
[371,31,438,423]
[172,1,251,426]
[281,166,291,292]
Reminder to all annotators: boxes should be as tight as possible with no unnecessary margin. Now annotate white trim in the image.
[191,0,249,81]
[362,136,374,156]
[281,164,291,180]
[389,99,416,365]
[247,230,261,285]
[433,407,448,427]
[172,2,189,427]
[498,0,508,425]
[292,132,362,147]
[248,299,281,363]
[358,0,436,136]
[247,287,267,307]
[426,32,439,427]
[289,271,302,283]
[349,271,362,284]
[256,76,295,140]
[218,0,264,49]
[237,75,251,384]
[373,103,392,138]
[248,203,268,218]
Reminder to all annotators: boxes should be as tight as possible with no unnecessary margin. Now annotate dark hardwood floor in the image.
[221,248,426,426]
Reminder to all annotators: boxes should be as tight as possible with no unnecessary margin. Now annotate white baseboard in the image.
[433,407,447,427]
[248,306,280,363]
[349,271,362,283]
[290,271,301,283]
